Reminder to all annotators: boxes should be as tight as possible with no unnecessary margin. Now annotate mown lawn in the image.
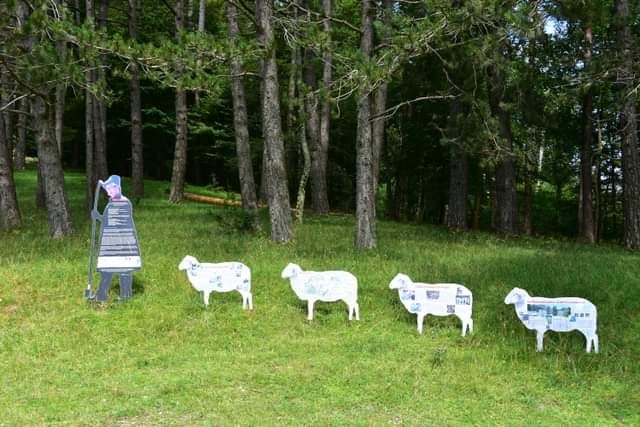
[1,169,639,425]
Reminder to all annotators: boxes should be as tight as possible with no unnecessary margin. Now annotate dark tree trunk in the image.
[85,0,96,213]
[446,96,468,230]
[355,0,376,249]
[472,174,482,230]
[579,24,595,243]
[303,45,323,216]
[523,164,533,235]
[32,96,73,237]
[227,1,260,229]
[615,0,640,249]
[487,64,518,235]
[1,72,15,165]
[311,0,332,215]
[0,101,21,230]
[13,97,28,170]
[371,0,391,194]
[169,0,188,203]
[128,0,143,198]
[256,0,293,242]
[92,0,108,180]
[194,0,206,105]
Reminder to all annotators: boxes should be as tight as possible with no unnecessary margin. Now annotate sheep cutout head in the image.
[281,263,303,280]
[281,263,359,321]
[504,287,529,305]
[178,255,253,309]
[388,273,473,336]
[389,273,412,290]
[178,255,198,272]
[504,287,599,353]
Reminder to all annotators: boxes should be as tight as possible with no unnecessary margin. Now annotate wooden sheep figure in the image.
[504,288,598,353]
[389,273,473,336]
[281,263,359,321]
[178,255,253,309]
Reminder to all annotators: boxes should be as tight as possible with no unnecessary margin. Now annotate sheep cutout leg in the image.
[536,330,545,352]
[179,256,253,310]
[307,300,316,320]
[457,315,473,337]
[347,301,360,321]
[585,332,599,353]
[417,313,426,334]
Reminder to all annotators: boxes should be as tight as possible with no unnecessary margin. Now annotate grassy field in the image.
[1,169,640,425]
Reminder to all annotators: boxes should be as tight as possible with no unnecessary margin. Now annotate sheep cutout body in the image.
[389,273,473,336]
[281,263,359,321]
[504,288,598,353]
[178,256,253,309]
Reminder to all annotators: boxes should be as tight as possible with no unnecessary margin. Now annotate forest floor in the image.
[1,169,639,425]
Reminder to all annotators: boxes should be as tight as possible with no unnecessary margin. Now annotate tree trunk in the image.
[13,97,28,170]
[615,0,640,249]
[446,96,468,230]
[579,24,595,243]
[355,0,376,249]
[303,44,323,217]
[1,72,15,165]
[295,106,311,223]
[54,0,66,161]
[227,1,259,229]
[371,0,391,194]
[255,0,293,242]
[169,0,188,203]
[85,0,97,213]
[0,100,21,230]
[523,163,533,235]
[311,0,332,215]
[92,0,108,181]
[194,0,206,106]
[128,0,143,198]
[487,64,518,235]
[32,96,73,237]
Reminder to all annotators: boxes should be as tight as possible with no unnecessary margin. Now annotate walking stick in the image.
[85,180,103,300]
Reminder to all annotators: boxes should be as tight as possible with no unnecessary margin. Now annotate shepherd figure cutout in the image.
[86,175,142,301]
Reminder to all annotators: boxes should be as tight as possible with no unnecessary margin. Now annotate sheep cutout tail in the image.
[389,273,473,336]
[179,256,253,309]
[505,288,598,353]
[281,263,359,321]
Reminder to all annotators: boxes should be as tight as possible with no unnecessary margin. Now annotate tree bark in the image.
[295,103,311,223]
[128,0,144,198]
[13,97,28,170]
[169,0,188,203]
[371,0,391,194]
[194,0,206,106]
[579,24,595,243]
[487,64,518,235]
[255,0,293,242]
[303,44,323,216]
[0,97,21,230]
[227,1,259,229]
[92,0,108,181]
[32,96,73,237]
[446,96,468,230]
[523,162,533,235]
[355,0,376,249]
[615,0,640,249]
[310,0,332,215]
[85,0,97,212]
[1,72,15,165]
[54,0,66,159]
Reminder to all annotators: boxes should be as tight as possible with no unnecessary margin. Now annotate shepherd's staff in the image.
[85,179,104,300]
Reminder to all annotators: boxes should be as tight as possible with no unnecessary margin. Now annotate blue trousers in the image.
[96,272,133,301]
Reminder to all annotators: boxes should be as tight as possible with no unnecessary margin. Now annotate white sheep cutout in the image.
[281,263,359,321]
[504,288,598,353]
[389,273,473,336]
[178,255,253,309]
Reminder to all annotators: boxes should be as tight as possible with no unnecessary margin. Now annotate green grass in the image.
[1,169,640,425]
